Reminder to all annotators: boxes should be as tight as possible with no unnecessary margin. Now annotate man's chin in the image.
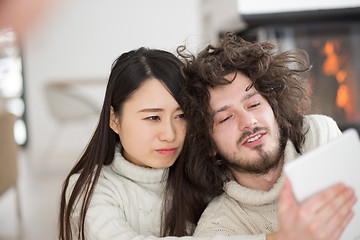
[227,149,283,175]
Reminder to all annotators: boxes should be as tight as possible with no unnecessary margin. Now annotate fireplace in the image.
[236,7,360,134]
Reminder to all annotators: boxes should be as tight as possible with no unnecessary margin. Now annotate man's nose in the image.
[237,111,257,131]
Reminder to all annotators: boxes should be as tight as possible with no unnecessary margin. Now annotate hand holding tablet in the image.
[284,128,360,240]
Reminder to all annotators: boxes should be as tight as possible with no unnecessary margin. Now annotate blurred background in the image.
[0,0,359,239]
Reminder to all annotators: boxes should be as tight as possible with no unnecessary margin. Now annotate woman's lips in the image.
[156,148,177,155]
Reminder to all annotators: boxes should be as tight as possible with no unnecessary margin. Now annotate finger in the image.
[301,183,347,214]
[328,210,355,240]
[321,192,356,238]
[279,178,296,214]
[301,186,355,239]
[316,186,355,221]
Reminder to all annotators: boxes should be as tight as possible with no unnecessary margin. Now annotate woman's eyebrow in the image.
[137,106,182,113]
[137,108,163,113]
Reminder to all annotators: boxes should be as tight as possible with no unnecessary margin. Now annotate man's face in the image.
[209,72,283,174]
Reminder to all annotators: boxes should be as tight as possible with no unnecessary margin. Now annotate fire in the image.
[336,85,349,108]
[322,40,354,120]
[322,41,342,76]
[336,70,347,84]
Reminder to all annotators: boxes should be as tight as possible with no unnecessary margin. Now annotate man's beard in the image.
[218,127,286,175]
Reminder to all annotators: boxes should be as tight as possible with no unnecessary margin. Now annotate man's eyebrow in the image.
[212,105,231,117]
[212,91,259,117]
[242,91,258,102]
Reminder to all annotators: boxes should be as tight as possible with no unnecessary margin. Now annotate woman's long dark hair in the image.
[59,47,187,240]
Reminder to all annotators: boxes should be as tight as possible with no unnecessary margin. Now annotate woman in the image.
[59,47,185,239]
[59,48,235,240]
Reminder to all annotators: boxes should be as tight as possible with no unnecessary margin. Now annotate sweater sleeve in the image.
[67,175,265,240]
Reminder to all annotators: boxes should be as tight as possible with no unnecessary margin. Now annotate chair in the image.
[43,81,102,159]
[45,82,101,122]
[0,111,21,222]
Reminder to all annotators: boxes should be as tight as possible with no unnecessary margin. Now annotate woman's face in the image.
[110,78,186,168]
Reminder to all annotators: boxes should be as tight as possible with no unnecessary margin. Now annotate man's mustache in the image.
[237,127,266,145]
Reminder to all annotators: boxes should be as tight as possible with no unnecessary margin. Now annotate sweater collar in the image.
[224,140,300,205]
[111,145,168,184]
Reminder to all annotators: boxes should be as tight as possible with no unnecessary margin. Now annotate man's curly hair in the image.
[162,32,312,237]
[179,32,311,192]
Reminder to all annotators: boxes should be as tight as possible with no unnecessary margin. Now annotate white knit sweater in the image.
[194,115,342,237]
[67,147,266,240]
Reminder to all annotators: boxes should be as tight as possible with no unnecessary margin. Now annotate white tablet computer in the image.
[284,128,360,240]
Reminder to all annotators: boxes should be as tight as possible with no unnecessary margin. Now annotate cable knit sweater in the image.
[194,115,342,237]
[67,147,266,240]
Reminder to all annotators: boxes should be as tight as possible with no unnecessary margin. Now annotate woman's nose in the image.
[159,121,176,142]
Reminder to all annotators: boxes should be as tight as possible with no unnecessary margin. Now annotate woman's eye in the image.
[146,116,160,121]
[176,113,185,119]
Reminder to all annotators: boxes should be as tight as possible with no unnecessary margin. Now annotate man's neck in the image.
[231,157,284,191]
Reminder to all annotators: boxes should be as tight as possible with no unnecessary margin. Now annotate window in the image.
[0,28,28,146]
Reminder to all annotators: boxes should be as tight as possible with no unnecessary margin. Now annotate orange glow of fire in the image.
[336,70,347,84]
[322,40,353,120]
[322,41,342,76]
[336,85,349,108]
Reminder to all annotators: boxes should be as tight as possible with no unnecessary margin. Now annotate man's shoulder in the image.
[200,190,244,220]
[304,114,338,127]
[194,192,249,237]
[302,114,342,152]
[206,192,233,210]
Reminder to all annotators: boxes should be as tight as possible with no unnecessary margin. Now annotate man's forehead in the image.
[224,72,237,81]
[208,77,258,112]
[208,73,253,97]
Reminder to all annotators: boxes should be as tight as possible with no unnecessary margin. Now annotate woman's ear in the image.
[109,106,120,135]
[210,150,217,157]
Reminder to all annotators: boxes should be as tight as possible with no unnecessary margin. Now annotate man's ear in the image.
[109,106,120,135]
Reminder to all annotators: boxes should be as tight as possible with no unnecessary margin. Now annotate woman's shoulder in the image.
[66,164,125,199]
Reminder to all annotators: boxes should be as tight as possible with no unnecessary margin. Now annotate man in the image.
[179,32,356,240]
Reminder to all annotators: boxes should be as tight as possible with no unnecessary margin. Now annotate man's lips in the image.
[242,132,265,145]
[156,148,177,155]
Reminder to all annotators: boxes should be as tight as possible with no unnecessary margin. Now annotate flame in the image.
[336,70,347,84]
[336,85,354,117]
[336,85,349,107]
[322,40,353,120]
[322,41,341,75]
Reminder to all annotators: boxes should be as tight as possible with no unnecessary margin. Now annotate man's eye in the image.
[146,116,160,121]
[219,116,231,124]
[249,103,260,109]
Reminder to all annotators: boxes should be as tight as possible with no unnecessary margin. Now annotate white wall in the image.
[201,0,245,45]
[22,0,206,165]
